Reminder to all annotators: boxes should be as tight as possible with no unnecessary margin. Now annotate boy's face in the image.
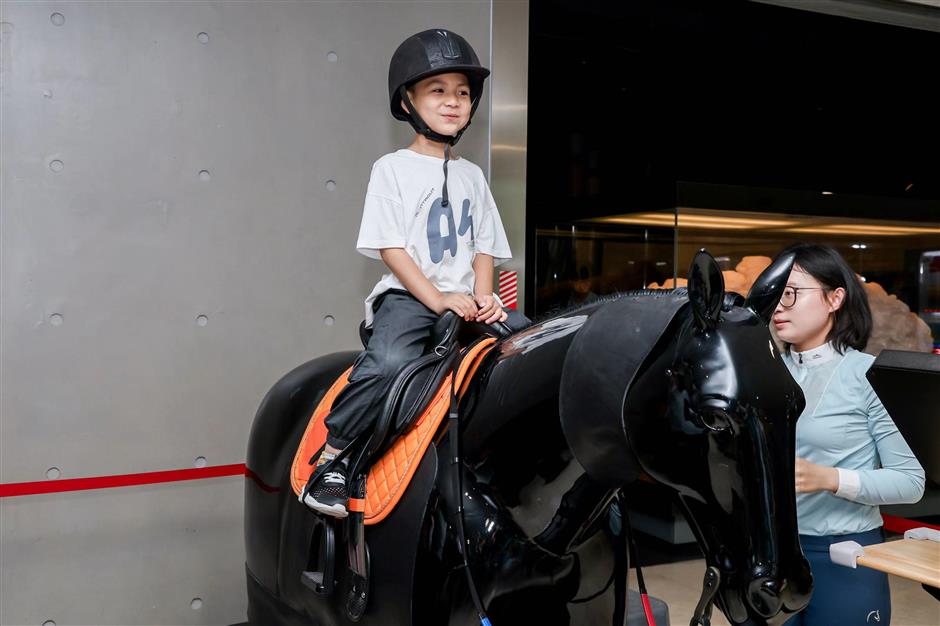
[404,72,472,137]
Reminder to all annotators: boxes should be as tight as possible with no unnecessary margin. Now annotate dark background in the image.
[525,0,940,315]
[526,0,940,219]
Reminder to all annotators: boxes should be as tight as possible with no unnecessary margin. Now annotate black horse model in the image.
[243,250,813,626]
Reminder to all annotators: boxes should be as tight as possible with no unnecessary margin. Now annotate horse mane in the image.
[529,287,690,326]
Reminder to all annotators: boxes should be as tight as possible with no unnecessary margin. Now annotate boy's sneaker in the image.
[302,461,349,518]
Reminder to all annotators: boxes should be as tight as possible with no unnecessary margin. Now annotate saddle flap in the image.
[392,351,459,435]
[290,337,497,525]
[364,337,494,524]
[355,315,513,452]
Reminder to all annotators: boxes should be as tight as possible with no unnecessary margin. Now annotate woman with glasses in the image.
[774,243,925,626]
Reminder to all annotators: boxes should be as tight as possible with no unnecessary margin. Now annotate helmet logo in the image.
[436,30,460,60]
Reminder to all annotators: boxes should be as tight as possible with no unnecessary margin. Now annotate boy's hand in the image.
[474,294,508,324]
[437,293,478,321]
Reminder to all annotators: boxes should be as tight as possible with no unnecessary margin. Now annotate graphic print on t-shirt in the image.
[427,197,474,263]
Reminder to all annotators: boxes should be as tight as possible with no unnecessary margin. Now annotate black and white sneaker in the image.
[302,462,349,518]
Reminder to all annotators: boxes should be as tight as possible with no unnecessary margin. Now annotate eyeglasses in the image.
[779,286,827,308]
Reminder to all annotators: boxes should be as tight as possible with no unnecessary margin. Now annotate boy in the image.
[303,29,521,517]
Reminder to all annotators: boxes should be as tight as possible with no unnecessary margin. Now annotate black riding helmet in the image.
[389,29,490,144]
[388,29,490,206]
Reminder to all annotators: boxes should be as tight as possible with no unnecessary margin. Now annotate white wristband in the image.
[835,468,861,500]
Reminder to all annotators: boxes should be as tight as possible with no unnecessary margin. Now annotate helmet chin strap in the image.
[399,85,482,207]
[442,143,452,208]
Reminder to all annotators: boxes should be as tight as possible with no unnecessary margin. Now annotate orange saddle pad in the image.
[291,337,496,525]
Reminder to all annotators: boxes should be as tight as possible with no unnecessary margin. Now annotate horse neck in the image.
[556,291,690,485]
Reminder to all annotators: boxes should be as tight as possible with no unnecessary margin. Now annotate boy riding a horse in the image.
[303,29,525,518]
[250,27,815,626]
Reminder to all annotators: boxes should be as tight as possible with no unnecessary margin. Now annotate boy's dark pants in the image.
[324,291,528,449]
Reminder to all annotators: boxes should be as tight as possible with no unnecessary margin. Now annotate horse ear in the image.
[687,249,724,331]
[745,252,796,324]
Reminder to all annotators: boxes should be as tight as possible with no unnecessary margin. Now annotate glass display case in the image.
[920,251,940,347]
[534,202,940,353]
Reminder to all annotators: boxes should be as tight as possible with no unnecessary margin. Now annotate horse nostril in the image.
[747,577,783,618]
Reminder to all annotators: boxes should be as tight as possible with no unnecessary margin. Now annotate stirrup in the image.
[344,475,370,621]
[299,473,371,621]
[301,516,337,595]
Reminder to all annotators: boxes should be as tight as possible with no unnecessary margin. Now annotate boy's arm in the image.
[472,253,495,297]
[472,254,508,323]
[379,248,476,318]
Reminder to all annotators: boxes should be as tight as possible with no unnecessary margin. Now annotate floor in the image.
[636,557,940,626]
[510,463,939,625]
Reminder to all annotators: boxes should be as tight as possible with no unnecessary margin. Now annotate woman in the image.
[774,243,925,625]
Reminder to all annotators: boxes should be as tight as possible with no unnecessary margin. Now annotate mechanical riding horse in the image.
[244,250,813,625]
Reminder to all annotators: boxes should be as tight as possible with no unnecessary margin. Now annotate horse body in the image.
[244,251,812,625]
[245,303,603,626]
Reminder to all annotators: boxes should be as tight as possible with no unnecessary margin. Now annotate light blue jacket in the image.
[783,343,925,536]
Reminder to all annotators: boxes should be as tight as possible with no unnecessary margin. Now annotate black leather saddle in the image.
[354,307,513,465]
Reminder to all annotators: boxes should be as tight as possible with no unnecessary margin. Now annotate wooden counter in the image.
[857,538,940,588]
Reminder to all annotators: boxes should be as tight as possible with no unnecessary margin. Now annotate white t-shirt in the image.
[356,149,512,326]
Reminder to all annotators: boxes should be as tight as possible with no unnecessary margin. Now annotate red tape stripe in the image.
[0,463,249,497]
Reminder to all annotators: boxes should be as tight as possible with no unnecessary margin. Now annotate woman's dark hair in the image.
[776,243,872,353]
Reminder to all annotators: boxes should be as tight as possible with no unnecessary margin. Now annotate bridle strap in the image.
[690,566,721,626]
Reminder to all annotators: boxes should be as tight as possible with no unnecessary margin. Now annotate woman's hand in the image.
[437,293,478,320]
[795,457,839,494]
[474,293,508,324]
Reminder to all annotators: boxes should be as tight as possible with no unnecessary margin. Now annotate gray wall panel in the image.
[1,478,245,625]
[1,1,505,623]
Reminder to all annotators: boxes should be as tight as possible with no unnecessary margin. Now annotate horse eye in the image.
[698,408,732,432]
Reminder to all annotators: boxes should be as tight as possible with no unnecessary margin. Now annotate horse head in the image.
[561,250,812,625]
[648,251,812,623]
